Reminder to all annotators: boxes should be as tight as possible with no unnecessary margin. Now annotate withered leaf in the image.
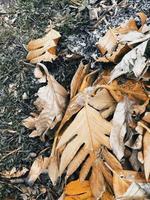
[0,167,28,179]
[64,179,94,200]
[27,156,49,184]
[110,98,132,161]
[23,63,68,139]
[56,103,112,180]
[26,29,61,63]
[70,60,89,99]
[110,40,149,82]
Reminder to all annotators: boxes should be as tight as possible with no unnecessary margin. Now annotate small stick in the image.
[0,147,21,162]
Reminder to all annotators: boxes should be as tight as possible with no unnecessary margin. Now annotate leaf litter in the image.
[1,0,150,199]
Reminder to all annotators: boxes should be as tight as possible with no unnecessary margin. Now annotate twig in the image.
[0,147,21,162]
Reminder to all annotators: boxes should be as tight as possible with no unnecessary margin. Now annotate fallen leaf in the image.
[0,167,28,179]
[70,60,89,98]
[56,103,112,180]
[90,159,106,199]
[23,63,68,139]
[110,98,132,161]
[143,131,150,180]
[27,156,49,185]
[64,179,94,200]
[26,29,61,63]
[110,40,149,82]
[143,112,150,123]
[48,156,59,185]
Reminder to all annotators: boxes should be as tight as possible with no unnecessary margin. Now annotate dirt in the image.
[0,0,150,199]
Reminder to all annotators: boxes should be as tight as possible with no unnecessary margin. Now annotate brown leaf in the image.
[70,60,89,98]
[64,179,94,200]
[143,112,150,123]
[56,103,112,180]
[143,131,150,180]
[90,159,106,199]
[110,98,132,161]
[23,63,68,138]
[27,156,49,184]
[88,88,116,119]
[48,156,59,185]
[0,167,28,179]
[110,40,149,82]
[26,29,61,63]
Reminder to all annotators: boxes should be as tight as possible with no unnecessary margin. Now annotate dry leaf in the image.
[88,88,116,119]
[110,40,149,82]
[26,29,61,63]
[90,159,106,199]
[27,156,49,185]
[101,79,148,102]
[48,156,59,185]
[143,112,150,123]
[56,103,112,180]
[64,179,94,200]
[0,167,28,179]
[70,60,89,98]
[110,98,132,161]
[143,131,150,180]
[96,13,147,63]
[23,63,68,138]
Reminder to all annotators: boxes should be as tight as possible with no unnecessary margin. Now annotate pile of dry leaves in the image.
[2,11,150,200]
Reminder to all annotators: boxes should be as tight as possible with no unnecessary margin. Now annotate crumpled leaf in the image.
[110,40,149,82]
[110,97,132,161]
[27,156,49,185]
[0,167,28,179]
[88,88,116,119]
[26,29,61,63]
[96,13,147,63]
[64,179,94,200]
[113,170,150,199]
[143,131,150,180]
[56,103,112,181]
[23,63,68,139]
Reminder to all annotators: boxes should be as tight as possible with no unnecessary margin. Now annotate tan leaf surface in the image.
[64,179,94,200]
[110,98,132,161]
[23,63,68,138]
[56,103,112,179]
[26,29,61,63]
[143,131,150,180]
[27,156,49,184]
[110,40,149,82]
[90,159,106,199]
[70,60,89,98]
[48,156,59,185]
[0,167,28,179]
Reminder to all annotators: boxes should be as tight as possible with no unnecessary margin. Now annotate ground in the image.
[0,0,150,199]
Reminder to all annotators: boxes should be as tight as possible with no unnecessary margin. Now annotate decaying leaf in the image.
[113,170,150,199]
[110,40,150,82]
[26,29,61,63]
[27,156,49,185]
[70,60,89,98]
[56,103,112,180]
[23,63,68,138]
[90,159,106,199]
[110,98,132,161]
[64,179,94,200]
[0,167,28,179]
[96,13,148,63]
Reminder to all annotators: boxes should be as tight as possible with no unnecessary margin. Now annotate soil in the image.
[0,0,150,199]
